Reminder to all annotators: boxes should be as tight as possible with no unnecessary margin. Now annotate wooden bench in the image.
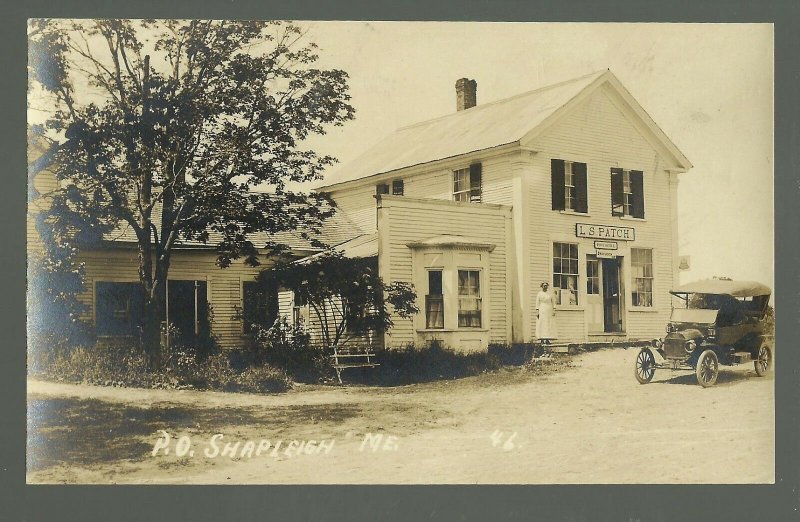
[330,350,379,384]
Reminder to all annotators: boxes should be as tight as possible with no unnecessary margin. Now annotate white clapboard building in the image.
[306,70,692,350]
[29,70,692,351]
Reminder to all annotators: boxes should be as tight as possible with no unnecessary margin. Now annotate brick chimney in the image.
[455,78,477,111]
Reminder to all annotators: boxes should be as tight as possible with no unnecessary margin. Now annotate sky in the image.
[294,22,774,291]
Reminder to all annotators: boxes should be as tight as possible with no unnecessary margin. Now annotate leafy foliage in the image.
[264,251,418,351]
[27,20,355,354]
[245,317,330,382]
[33,341,291,393]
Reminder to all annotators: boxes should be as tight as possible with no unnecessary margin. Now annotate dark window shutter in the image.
[573,162,588,213]
[469,163,482,202]
[630,170,645,218]
[376,183,389,195]
[551,159,565,211]
[610,168,624,216]
[392,179,404,196]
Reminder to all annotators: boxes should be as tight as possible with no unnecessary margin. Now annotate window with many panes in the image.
[551,159,587,213]
[622,170,634,216]
[611,168,645,218]
[425,270,444,329]
[564,161,576,211]
[586,255,599,295]
[243,280,278,333]
[458,270,481,327]
[453,163,482,203]
[553,242,579,305]
[631,248,653,307]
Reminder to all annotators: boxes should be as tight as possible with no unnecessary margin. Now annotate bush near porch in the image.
[345,342,552,386]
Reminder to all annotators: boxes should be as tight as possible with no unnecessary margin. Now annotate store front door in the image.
[601,258,623,333]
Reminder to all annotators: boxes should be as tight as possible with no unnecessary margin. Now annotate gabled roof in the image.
[318,70,692,190]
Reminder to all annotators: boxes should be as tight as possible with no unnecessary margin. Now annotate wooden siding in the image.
[76,249,273,349]
[377,196,512,347]
[328,154,515,232]
[525,85,677,341]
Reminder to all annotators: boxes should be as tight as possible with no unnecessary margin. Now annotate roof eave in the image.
[316,141,520,193]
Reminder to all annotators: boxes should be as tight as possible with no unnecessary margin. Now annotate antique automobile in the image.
[634,278,773,387]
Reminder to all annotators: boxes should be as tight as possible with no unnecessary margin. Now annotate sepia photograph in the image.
[26,20,774,485]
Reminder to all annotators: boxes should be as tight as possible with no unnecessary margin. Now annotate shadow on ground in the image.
[27,398,361,472]
[659,368,768,387]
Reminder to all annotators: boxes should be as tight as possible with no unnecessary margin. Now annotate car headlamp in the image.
[707,327,716,340]
[685,339,696,354]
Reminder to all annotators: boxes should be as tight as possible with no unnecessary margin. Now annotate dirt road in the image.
[27,348,774,484]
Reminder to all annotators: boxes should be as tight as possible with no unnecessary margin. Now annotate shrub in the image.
[227,366,291,393]
[354,342,537,386]
[32,341,292,393]
[246,318,331,382]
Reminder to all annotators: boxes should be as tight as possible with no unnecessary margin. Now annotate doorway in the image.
[601,257,623,333]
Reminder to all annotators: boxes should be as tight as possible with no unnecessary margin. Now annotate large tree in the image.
[28,20,355,360]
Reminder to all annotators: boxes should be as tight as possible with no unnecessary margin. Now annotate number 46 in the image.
[490,430,517,450]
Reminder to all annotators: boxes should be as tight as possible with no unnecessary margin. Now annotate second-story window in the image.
[453,163,482,203]
[611,168,645,218]
[377,180,404,196]
[551,159,588,213]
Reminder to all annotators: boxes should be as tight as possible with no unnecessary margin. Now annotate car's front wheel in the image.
[635,347,656,384]
[754,342,772,377]
[695,349,719,387]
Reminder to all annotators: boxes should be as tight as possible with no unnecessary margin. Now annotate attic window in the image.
[453,163,482,203]
[376,180,404,196]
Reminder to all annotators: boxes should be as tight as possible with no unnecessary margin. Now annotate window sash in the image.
[453,167,481,202]
[553,242,579,305]
[586,256,600,295]
[631,248,653,307]
[564,161,575,211]
[457,270,482,328]
[425,295,444,329]
[426,270,444,329]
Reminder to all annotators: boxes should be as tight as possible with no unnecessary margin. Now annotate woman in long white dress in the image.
[535,282,557,343]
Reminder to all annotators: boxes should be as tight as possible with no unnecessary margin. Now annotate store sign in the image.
[593,241,618,251]
[576,223,635,241]
[595,251,616,259]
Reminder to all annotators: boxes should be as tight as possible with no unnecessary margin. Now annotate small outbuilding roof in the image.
[296,232,379,264]
[670,279,771,297]
[318,69,692,190]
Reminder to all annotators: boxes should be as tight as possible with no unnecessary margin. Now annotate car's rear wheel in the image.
[635,347,656,384]
[754,342,772,377]
[696,349,719,387]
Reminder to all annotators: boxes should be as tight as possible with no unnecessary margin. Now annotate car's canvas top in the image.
[670,279,771,297]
